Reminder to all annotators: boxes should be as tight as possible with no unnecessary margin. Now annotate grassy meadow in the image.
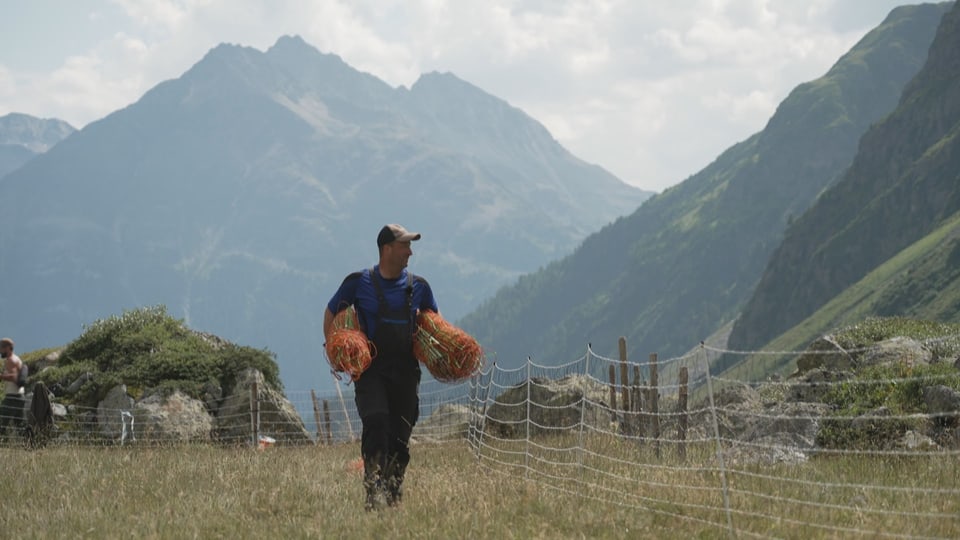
[2,439,958,539]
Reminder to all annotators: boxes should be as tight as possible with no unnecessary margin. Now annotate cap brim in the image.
[396,232,421,242]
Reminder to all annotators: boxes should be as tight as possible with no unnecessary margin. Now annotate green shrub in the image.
[52,305,281,406]
[817,362,960,449]
[832,317,960,360]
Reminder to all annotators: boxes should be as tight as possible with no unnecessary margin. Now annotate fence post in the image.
[633,365,644,440]
[649,353,660,458]
[578,345,591,477]
[608,365,617,414]
[250,381,260,447]
[334,378,355,441]
[525,357,532,477]
[311,389,324,445]
[678,367,688,460]
[701,342,735,537]
[322,399,332,444]
[619,337,629,412]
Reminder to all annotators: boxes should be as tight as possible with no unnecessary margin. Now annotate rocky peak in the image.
[0,113,75,153]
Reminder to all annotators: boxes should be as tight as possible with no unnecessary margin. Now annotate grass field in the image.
[2,440,958,539]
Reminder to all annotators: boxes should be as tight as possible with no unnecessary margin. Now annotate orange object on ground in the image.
[325,306,375,381]
[346,456,364,474]
[413,310,484,383]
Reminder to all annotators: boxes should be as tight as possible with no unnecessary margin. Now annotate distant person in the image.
[323,224,438,511]
[0,338,25,439]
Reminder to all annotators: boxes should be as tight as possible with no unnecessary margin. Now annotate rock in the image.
[65,372,94,395]
[214,368,311,445]
[51,403,67,418]
[414,404,473,441]
[32,349,62,372]
[794,336,854,375]
[724,432,812,466]
[923,385,960,423]
[134,390,213,442]
[898,430,939,451]
[98,385,135,439]
[859,337,932,369]
[788,368,852,403]
[203,382,223,413]
[485,375,611,438]
[713,383,761,408]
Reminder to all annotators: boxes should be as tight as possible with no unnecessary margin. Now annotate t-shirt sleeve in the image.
[327,272,362,314]
[417,277,439,313]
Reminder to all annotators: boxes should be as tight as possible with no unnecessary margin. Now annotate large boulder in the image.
[134,390,213,443]
[97,385,135,439]
[859,337,932,369]
[923,385,960,422]
[485,375,612,438]
[215,368,311,445]
[794,336,854,375]
[414,404,473,442]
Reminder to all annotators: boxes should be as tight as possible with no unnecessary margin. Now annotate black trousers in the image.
[0,394,25,436]
[354,365,420,483]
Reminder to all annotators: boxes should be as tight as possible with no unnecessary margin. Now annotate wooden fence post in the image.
[678,367,688,460]
[334,379,355,441]
[619,337,629,411]
[250,381,260,447]
[322,399,333,445]
[633,365,644,440]
[649,353,660,458]
[608,365,617,415]
[311,389,324,445]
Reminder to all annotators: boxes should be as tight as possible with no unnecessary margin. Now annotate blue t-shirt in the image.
[327,266,438,340]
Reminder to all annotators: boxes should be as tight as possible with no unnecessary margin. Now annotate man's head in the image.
[377,224,421,273]
[0,338,13,359]
[377,224,421,252]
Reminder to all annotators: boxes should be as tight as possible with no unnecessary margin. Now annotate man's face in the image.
[385,240,413,268]
[0,345,9,359]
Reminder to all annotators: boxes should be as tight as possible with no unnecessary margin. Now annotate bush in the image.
[817,362,960,449]
[52,305,281,406]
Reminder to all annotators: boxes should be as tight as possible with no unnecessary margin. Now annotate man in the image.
[323,224,438,511]
[0,338,25,439]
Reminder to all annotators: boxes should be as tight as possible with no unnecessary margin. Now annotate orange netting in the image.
[324,306,375,381]
[413,310,484,383]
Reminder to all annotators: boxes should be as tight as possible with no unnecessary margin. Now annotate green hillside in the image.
[728,2,960,354]
[719,211,960,381]
[460,4,949,367]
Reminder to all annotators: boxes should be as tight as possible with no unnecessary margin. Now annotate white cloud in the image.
[0,0,909,190]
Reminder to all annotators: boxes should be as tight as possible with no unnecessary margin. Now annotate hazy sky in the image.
[0,0,914,191]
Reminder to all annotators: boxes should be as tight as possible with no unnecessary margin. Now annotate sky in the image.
[0,0,915,192]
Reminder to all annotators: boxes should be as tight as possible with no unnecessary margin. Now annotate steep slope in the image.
[460,3,950,366]
[0,113,75,177]
[0,36,648,391]
[729,1,960,354]
[722,211,960,380]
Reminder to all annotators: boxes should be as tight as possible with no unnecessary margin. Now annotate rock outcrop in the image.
[134,390,213,442]
[215,368,311,444]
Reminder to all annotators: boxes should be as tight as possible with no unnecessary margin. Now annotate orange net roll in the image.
[325,306,375,381]
[413,310,484,383]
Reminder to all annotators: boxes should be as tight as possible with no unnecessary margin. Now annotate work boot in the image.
[385,476,403,507]
[363,464,387,512]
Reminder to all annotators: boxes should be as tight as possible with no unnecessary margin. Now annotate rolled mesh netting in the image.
[413,310,484,383]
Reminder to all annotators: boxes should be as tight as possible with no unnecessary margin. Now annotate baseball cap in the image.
[377,224,422,248]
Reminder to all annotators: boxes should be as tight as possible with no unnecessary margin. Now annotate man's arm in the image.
[323,308,335,344]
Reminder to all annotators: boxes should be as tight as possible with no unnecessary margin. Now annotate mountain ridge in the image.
[0,35,649,392]
[459,3,951,366]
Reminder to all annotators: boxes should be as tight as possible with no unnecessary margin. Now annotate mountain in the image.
[727,1,960,358]
[459,3,950,367]
[0,113,75,177]
[0,36,649,391]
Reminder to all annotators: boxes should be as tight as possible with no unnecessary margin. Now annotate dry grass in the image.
[1,439,958,539]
